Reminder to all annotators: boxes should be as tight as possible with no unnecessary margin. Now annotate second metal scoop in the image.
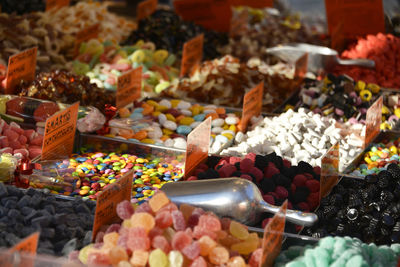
[266,43,375,73]
[161,178,318,227]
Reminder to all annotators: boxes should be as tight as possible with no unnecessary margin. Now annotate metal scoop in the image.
[161,178,318,227]
[266,43,375,73]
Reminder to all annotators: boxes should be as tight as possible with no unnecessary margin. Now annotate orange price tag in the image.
[260,201,287,267]
[92,170,133,240]
[41,102,79,160]
[5,47,37,94]
[9,232,39,267]
[325,0,384,45]
[174,0,231,33]
[137,0,158,21]
[74,24,100,57]
[320,142,339,200]
[117,67,142,109]
[294,53,308,80]
[46,0,70,11]
[365,96,383,146]
[240,82,264,132]
[180,34,204,77]
[185,117,212,178]
[230,8,248,37]
[230,0,273,8]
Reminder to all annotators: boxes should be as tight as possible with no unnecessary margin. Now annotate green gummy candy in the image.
[319,236,335,251]
[286,261,306,267]
[313,247,330,267]
[346,255,368,267]
[165,54,176,66]
[304,249,316,267]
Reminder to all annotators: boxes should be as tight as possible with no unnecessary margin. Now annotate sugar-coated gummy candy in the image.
[117,260,131,267]
[209,246,230,265]
[109,246,129,265]
[87,251,110,266]
[152,235,171,254]
[198,214,221,232]
[229,221,249,240]
[198,235,217,256]
[171,231,192,251]
[180,203,196,221]
[149,191,170,212]
[168,250,184,267]
[248,248,262,267]
[149,248,168,267]
[171,210,187,231]
[182,241,201,260]
[227,256,247,267]
[190,256,208,267]
[130,250,149,267]
[127,227,150,251]
[155,211,173,229]
[116,200,134,220]
[231,239,259,255]
[130,212,155,233]
[148,227,164,239]
[103,232,119,247]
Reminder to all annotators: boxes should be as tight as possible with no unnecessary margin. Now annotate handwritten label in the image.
[320,142,339,200]
[325,0,384,45]
[46,0,70,11]
[260,201,287,267]
[180,34,204,77]
[185,117,212,178]
[240,82,264,132]
[174,0,231,33]
[41,102,79,160]
[74,24,100,57]
[117,67,142,109]
[365,96,383,147]
[8,232,39,267]
[230,8,248,37]
[5,47,37,94]
[92,170,133,240]
[137,0,157,21]
[230,0,273,8]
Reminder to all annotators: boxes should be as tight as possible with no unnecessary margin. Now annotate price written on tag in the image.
[137,0,158,21]
[117,67,142,109]
[260,201,287,267]
[365,96,383,146]
[325,0,384,43]
[240,82,264,132]
[230,8,248,37]
[180,34,204,77]
[5,47,37,94]
[320,142,339,200]
[185,117,212,178]
[41,102,79,160]
[74,24,100,57]
[45,0,70,11]
[92,170,133,240]
[230,0,273,8]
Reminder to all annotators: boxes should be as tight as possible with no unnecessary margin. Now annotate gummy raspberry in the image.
[248,167,263,183]
[297,202,310,211]
[217,164,236,177]
[240,158,254,172]
[275,186,289,199]
[262,194,275,205]
[263,164,280,179]
[116,200,134,220]
[293,174,307,187]
[305,180,320,193]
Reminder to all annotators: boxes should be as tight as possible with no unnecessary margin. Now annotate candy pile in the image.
[0,119,42,160]
[350,137,400,177]
[163,55,298,112]
[382,92,400,130]
[72,192,264,266]
[108,99,241,153]
[31,151,184,203]
[122,9,228,60]
[16,70,116,111]
[220,7,328,62]
[220,108,363,171]
[274,236,400,266]
[0,154,17,182]
[304,165,400,245]
[190,153,321,228]
[0,184,95,255]
[335,33,400,88]
[72,40,179,97]
[285,74,381,125]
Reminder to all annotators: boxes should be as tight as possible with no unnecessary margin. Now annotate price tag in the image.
[74,24,100,57]
[92,170,133,240]
[117,67,142,109]
[41,102,79,160]
[240,82,264,132]
[185,117,212,178]
[320,142,339,200]
[230,0,273,8]
[137,0,157,21]
[294,53,308,81]
[180,34,204,77]
[325,0,384,44]
[9,232,39,267]
[174,0,231,33]
[5,47,37,94]
[46,0,70,11]
[365,96,383,146]
[230,8,248,37]
[260,201,287,267]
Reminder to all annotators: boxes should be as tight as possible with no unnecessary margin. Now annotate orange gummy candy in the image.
[208,246,229,265]
[149,192,170,213]
[198,235,217,257]
[109,246,128,266]
[130,212,155,233]
[130,250,149,267]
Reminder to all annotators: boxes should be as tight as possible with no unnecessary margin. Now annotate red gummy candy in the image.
[228,156,242,165]
[245,153,256,161]
[282,159,291,168]
[155,211,173,229]
[187,213,200,228]
[193,226,217,240]
[171,231,192,251]
[249,248,262,267]
[217,164,236,177]
[33,102,60,122]
[4,129,18,142]
[305,180,320,193]
[240,158,254,172]
[87,252,110,266]
[127,229,150,251]
[105,224,121,234]
[30,136,44,146]
[182,241,200,260]
[303,173,314,180]
[171,210,186,231]
[263,162,279,179]
[293,174,307,187]
[135,202,153,214]
[116,200,134,220]
[275,186,289,199]
[240,174,253,181]
[198,214,221,232]
[189,256,207,267]
[18,135,27,145]
[313,166,321,175]
[148,227,164,240]
[158,202,178,213]
[262,194,275,205]
[220,217,231,231]
[249,167,263,182]
[298,202,310,211]
[152,235,171,254]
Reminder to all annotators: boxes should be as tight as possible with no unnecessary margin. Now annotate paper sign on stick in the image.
[240,82,264,132]
[260,201,287,267]
[7,232,40,267]
[180,34,204,77]
[320,142,339,200]
[5,47,37,94]
[365,96,383,147]
[92,170,133,240]
[117,67,142,108]
[137,0,157,21]
[46,0,70,11]
[185,117,212,178]
[41,102,79,160]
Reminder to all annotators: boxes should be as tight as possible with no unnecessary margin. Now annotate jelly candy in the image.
[116,200,134,220]
[149,192,170,212]
[152,235,171,254]
[180,203,196,221]
[130,250,149,267]
[127,227,150,251]
[198,235,217,256]
[182,241,200,260]
[229,221,249,240]
[227,256,246,267]
[130,212,155,233]
[171,231,192,251]
[168,250,184,267]
[87,252,110,266]
[103,232,119,247]
[155,211,173,229]
[189,256,207,267]
[198,214,221,232]
[171,210,186,231]
[109,246,128,265]
[249,248,262,267]
[208,246,229,265]
[149,248,168,267]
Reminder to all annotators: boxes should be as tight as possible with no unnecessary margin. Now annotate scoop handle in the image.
[259,201,318,226]
[336,58,375,68]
